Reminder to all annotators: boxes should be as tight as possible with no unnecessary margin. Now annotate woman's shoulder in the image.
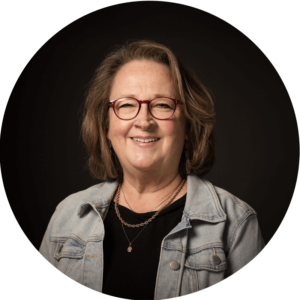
[48,181,117,239]
[55,182,107,214]
[187,174,256,218]
[212,184,257,216]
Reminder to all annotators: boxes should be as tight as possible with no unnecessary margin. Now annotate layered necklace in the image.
[114,178,186,252]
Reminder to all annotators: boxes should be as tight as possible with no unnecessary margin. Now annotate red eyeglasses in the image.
[109,97,181,120]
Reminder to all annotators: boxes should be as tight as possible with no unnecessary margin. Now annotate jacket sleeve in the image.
[39,205,60,268]
[225,213,265,276]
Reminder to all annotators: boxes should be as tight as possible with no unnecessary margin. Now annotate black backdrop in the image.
[0,1,298,250]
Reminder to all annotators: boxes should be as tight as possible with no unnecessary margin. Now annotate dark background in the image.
[0,1,298,250]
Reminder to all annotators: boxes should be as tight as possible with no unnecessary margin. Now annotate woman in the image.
[40,40,265,299]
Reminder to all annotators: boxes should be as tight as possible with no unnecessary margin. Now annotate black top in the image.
[102,194,187,300]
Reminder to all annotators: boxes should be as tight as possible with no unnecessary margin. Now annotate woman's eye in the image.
[120,103,132,107]
[155,103,171,108]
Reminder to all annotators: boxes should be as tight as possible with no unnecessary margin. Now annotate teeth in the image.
[132,138,160,143]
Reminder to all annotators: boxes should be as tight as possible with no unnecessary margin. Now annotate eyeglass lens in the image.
[114,98,175,119]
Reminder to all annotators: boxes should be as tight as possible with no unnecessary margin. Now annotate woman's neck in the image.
[116,170,187,213]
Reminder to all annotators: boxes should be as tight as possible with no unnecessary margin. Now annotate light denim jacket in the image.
[40,174,265,299]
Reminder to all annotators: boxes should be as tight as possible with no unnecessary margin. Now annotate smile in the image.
[130,137,160,143]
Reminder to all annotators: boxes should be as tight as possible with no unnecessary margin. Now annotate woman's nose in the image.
[134,103,153,129]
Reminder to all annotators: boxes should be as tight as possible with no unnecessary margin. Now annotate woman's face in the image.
[107,60,186,175]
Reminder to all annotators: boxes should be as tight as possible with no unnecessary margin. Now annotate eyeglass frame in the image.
[108,97,181,120]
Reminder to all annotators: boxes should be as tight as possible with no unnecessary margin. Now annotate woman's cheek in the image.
[112,126,132,150]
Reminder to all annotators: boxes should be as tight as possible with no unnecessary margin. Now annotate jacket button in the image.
[170,261,180,270]
[213,255,221,265]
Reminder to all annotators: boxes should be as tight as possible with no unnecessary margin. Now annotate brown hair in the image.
[81,40,215,182]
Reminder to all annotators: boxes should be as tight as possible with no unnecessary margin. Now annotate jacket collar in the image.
[77,181,119,217]
[184,174,226,222]
[78,174,226,223]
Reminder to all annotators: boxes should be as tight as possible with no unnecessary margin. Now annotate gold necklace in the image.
[120,175,180,213]
[121,186,174,212]
[114,179,186,252]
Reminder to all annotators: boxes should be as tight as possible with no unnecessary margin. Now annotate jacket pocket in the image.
[182,245,227,295]
[51,235,86,276]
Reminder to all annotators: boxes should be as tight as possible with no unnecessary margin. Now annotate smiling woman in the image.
[108,60,186,187]
[39,40,265,299]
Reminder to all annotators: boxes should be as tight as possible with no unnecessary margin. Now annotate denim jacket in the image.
[40,174,265,299]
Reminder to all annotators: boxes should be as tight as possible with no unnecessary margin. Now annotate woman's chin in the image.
[129,159,160,172]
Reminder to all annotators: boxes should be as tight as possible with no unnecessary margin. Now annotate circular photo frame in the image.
[1,1,299,300]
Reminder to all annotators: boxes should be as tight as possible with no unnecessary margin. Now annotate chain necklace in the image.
[114,178,186,252]
[120,174,180,213]
[121,186,173,212]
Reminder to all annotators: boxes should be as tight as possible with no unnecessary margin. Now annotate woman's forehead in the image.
[110,60,175,99]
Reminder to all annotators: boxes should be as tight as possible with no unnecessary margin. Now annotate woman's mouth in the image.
[130,137,160,143]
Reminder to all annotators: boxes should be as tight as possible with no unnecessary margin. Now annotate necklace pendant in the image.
[127,246,132,252]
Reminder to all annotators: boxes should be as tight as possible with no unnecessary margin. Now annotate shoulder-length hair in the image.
[81,40,215,182]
